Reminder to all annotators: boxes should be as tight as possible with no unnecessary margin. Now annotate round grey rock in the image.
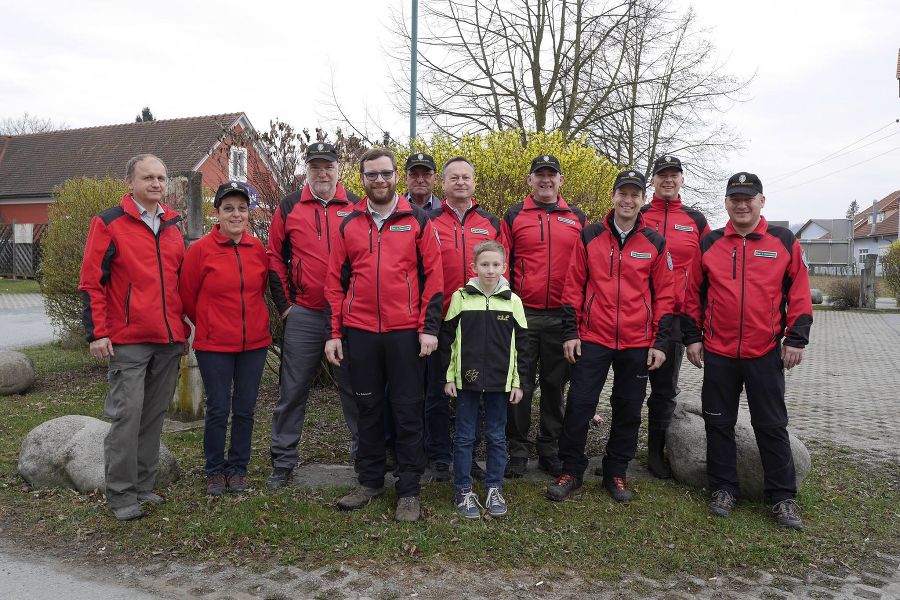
[667,397,811,500]
[810,288,823,304]
[0,351,36,395]
[17,415,179,493]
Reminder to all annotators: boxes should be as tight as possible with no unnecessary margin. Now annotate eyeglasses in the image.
[363,170,396,181]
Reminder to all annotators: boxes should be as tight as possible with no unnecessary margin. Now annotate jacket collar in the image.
[210,223,253,246]
[299,181,352,204]
[463,277,512,300]
[603,209,645,236]
[120,193,179,222]
[649,193,682,211]
[523,194,570,212]
[724,215,767,239]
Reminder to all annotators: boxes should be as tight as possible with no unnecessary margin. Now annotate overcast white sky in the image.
[2,0,898,227]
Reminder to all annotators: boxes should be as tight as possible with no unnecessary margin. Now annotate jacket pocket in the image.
[124,283,133,326]
[585,293,595,330]
[643,298,652,340]
[405,271,413,315]
[347,276,356,314]
[770,300,777,341]
[518,257,526,291]
[706,300,715,339]
[293,259,303,297]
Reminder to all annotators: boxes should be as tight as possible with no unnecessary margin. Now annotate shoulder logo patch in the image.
[470,228,490,235]
[390,224,412,232]
[630,251,652,259]
[754,250,778,259]
[673,224,694,232]
[557,216,577,225]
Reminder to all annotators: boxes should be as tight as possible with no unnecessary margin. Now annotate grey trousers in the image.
[270,305,357,469]
[104,343,182,508]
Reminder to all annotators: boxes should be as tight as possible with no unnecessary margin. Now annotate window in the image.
[868,212,885,224]
[229,147,248,182]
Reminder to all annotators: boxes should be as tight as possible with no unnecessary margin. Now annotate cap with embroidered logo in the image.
[529,155,561,174]
[651,155,683,175]
[306,142,338,163]
[404,152,436,171]
[613,169,646,191]
[213,181,251,208]
[725,172,763,196]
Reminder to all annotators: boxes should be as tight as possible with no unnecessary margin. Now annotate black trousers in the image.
[557,343,649,480]
[647,317,684,433]
[345,328,426,497]
[507,308,570,459]
[702,348,797,503]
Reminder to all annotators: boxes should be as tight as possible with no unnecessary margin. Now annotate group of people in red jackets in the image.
[79,147,811,529]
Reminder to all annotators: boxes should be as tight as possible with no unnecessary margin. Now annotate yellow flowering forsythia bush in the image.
[344,129,619,222]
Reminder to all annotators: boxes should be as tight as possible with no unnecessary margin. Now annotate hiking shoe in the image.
[708,489,737,517]
[266,466,293,489]
[455,488,482,520]
[136,491,164,506]
[603,476,633,502]
[471,461,487,482]
[647,430,672,479]
[545,474,582,502]
[485,486,507,518]
[226,472,248,493]
[504,457,527,478]
[538,455,563,477]
[431,462,451,483]
[111,504,144,521]
[772,499,803,530]
[395,495,421,522]
[337,485,384,511]
[206,473,227,497]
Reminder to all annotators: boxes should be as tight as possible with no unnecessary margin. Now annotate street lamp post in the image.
[410,0,418,144]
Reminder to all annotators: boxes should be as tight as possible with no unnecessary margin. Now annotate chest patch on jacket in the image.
[557,216,577,225]
[470,228,489,235]
[336,210,352,217]
[754,250,778,259]
[674,224,694,232]
[630,251,651,259]
[390,225,412,232]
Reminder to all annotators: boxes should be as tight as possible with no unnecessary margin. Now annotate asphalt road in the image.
[0,294,56,350]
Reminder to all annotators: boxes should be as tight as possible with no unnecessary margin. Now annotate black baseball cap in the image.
[529,154,561,174]
[306,142,338,163]
[404,152,436,171]
[613,169,646,191]
[725,172,763,196]
[651,154,683,175]
[213,181,251,208]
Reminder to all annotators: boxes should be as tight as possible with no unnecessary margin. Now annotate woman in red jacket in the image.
[180,182,272,496]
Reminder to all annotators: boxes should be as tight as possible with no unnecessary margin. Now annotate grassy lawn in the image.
[0,277,40,294]
[0,343,897,579]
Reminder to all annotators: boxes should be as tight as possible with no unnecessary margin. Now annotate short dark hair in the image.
[359,148,396,173]
[442,156,474,174]
[125,154,166,179]
[472,240,506,262]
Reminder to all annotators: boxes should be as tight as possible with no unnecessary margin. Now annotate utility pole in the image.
[410,0,418,144]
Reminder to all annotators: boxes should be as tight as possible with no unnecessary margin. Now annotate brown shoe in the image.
[337,485,384,511]
[226,472,248,493]
[206,473,226,496]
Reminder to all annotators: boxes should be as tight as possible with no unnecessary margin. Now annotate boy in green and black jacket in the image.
[440,240,529,519]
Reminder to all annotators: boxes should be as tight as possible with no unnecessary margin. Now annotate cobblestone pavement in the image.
[675,311,900,461]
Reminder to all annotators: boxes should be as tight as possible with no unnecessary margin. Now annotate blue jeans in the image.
[196,348,268,476]
[453,389,507,489]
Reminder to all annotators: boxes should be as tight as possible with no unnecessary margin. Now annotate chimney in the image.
[870,198,878,236]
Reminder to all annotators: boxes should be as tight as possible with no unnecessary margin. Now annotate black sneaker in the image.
[538,456,563,477]
[602,476,633,502]
[504,457,527,478]
[708,489,737,518]
[545,474,582,502]
[471,461,487,482]
[266,466,293,489]
[772,499,803,530]
[431,462,451,483]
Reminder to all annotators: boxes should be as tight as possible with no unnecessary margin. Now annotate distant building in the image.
[795,219,853,275]
[852,191,899,276]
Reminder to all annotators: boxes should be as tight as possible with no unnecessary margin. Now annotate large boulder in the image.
[18,415,180,493]
[810,288,824,305]
[0,350,35,395]
[667,397,811,500]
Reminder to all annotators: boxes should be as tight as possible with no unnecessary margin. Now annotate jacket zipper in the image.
[737,238,747,357]
[405,271,412,314]
[154,230,174,344]
[662,201,669,238]
[124,283,132,325]
[369,226,373,253]
[314,209,322,240]
[482,293,491,392]
[233,243,247,351]
[324,209,332,253]
[544,213,551,308]
[615,249,622,348]
[643,298,651,339]
[609,247,614,277]
[376,227,383,332]
[732,248,737,279]
[585,293,595,330]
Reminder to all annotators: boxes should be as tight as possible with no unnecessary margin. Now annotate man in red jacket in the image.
[682,172,812,529]
[427,156,501,480]
[502,155,586,477]
[325,148,443,522]
[546,170,675,503]
[637,155,710,478]
[266,142,360,488]
[79,154,188,521]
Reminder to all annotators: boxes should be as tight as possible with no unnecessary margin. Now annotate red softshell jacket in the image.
[325,195,444,337]
[79,194,188,344]
[179,225,272,353]
[501,195,586,309]
[267,182,360,314]
[682,216,813,359]
[640,194,710,314]
[562,211,675,350]
[427,200,502,314]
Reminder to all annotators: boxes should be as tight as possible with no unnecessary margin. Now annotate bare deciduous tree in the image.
[0,112,68,135]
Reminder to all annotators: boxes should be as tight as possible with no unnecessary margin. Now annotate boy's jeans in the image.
[454,389,507,489]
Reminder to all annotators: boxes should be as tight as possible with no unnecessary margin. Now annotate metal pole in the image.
[410,0,418,144]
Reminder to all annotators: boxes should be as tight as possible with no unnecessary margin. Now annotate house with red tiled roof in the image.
[0,113,273,224]
[852,191,899,275]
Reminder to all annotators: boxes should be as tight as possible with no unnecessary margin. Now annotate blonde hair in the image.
[472,240,505,262]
